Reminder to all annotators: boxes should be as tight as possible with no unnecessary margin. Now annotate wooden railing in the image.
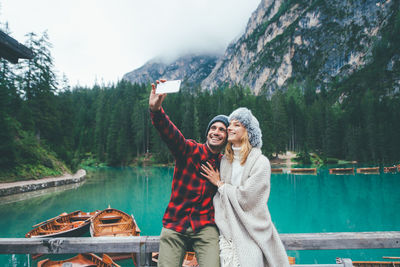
[1,231,399,267]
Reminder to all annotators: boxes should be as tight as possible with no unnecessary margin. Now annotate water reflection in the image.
[0,166,399,266]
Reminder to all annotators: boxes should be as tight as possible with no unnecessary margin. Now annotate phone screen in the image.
[156,80,182,94]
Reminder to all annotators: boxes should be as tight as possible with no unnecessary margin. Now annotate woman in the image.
[201,107,289,267]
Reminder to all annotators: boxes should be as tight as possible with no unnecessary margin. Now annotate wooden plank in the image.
[0,236,147,254]
[280,232,400,250]
[0,232,399,254]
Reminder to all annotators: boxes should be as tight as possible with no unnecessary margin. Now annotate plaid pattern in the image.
[151,108,222,233]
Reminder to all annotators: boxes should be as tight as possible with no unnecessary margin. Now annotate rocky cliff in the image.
[201,0,399,95]
[124,0,399,96]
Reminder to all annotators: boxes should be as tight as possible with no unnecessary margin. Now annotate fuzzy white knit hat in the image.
[228,107,262,148]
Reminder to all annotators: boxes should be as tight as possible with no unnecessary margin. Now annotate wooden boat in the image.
[37,253,120,267]
[329,168,354,175]
[182,252,198,267]
[397,164,400,172]
[90,208,140,237]
[356,167,380,174]
[152,252,198,267]
[90,208,141,263]
[383,166,397,173]
[290,168,317,174]
[352,260,400,267]
[271,168,283,173]
[153,252,295,266]
[26,210,98,238]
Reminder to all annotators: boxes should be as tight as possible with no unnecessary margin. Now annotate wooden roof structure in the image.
[0,30,34,63]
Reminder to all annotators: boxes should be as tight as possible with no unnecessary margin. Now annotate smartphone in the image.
[156,80,181,94]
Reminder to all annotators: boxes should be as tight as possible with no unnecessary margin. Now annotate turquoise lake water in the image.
[0,166,399,266]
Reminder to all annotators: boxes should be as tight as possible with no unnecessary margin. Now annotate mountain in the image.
[202,0,399,95]
[124,0,399,95]
[122,54,220,85]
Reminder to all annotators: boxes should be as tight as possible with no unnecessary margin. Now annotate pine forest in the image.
[0,27,400,182]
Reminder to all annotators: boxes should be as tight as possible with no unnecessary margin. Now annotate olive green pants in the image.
[157,225,220,267]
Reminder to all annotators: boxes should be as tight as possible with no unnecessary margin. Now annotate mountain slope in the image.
[123,0,399,96]
[122,54,219,85]
[201,0,399,95]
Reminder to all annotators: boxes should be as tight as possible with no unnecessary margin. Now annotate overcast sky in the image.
[0,0,261,87]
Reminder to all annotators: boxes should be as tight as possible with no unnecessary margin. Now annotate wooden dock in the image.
[1,231,399,267]
[356,167,380,174]
[383,166,397,173]
[329,168,354,175]
[271,168,284,173]
[290,168,317,174]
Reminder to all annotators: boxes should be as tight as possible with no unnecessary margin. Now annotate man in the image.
[149,80,228,267]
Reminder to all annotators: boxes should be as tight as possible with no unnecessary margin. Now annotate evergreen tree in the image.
[285,84,305,152]
[361,89,378,162]
[94,88,108,161]
[270,90,288,156]
[0,58,17,168]
[18,32,59,143]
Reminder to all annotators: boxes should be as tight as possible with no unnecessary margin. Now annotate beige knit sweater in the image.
[214,148,290,267]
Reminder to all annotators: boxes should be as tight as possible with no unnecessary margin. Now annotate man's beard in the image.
[207,141,225,153]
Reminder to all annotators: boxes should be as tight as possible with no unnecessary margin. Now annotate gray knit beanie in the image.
[228,107,262,148]
[205,115,229,138]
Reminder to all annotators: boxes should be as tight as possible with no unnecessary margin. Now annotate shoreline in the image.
[0,169,87,197]
[269,151,297,166]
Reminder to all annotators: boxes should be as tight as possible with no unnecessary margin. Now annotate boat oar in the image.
[32,212,67,228]
[31,253,44,260]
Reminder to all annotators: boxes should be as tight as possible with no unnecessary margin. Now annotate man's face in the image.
[206,121,227,150]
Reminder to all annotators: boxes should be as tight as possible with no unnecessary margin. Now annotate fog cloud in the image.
[1,0,261,87]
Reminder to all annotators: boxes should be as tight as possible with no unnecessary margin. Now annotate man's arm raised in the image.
[148,79,193,159]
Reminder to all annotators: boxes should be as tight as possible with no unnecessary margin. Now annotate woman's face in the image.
[227,119,247,146]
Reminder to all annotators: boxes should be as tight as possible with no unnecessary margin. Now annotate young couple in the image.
[149,80,289,267]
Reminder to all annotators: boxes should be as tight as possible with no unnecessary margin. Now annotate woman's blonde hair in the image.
[225,128,252,165]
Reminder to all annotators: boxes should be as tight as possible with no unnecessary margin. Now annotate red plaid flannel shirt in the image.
[150,107,222,233]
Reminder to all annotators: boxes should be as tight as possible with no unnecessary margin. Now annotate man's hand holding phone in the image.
[149,79,181,112]
[156,80,181,94]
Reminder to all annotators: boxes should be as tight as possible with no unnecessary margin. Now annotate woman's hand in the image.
[201,162,224,187]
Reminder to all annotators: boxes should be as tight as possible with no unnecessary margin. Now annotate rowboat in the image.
[383,166,397,173]
[290,168,317,174]
[329,168,354,175]
[90,208,140,237]
[152,252,199,267]
[352,260,400,267]
[90,208,141,263]
[37,253,120,267]
[271,168,283,173]
[356,167,380,174]
[152,252,295,266]
[26,210,98,238]
[182,252,198,267]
